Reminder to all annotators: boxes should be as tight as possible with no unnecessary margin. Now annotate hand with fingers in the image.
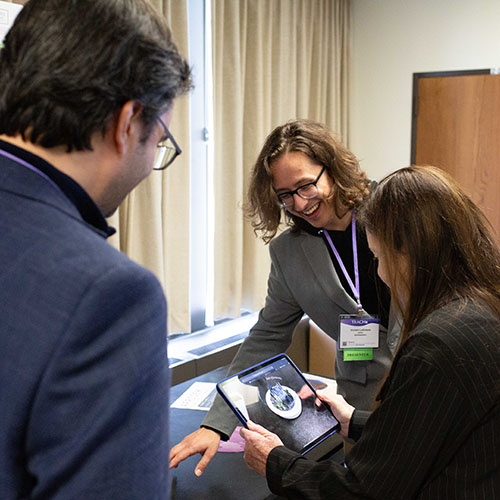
[169,427,221,477]
[240,421,283,477]
[316,388,355,438]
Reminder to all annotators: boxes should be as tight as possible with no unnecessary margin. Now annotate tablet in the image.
[216,353,340,460]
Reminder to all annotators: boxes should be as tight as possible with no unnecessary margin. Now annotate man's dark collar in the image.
[0,139,115,237]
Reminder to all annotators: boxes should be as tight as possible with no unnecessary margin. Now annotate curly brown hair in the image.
[245,119,371,243]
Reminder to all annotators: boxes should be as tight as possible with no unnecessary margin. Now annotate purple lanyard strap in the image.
[322,212,362,311]
[0,147,61,192]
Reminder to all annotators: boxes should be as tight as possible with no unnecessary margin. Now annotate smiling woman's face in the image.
[272,151,341,230]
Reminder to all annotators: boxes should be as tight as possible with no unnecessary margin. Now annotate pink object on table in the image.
[217,426,246,453]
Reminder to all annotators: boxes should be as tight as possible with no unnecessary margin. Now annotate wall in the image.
[350,0,500,181]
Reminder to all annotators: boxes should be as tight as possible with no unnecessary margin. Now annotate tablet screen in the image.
[217,354,339,455]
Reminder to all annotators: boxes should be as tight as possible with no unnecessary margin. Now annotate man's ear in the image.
[113,100,144,155]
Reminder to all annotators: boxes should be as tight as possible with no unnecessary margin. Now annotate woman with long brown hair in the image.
[241,166,500,499]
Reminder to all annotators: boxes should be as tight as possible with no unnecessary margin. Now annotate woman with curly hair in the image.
[171,119,398,475]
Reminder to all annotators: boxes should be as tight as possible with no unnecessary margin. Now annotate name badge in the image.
[339,315,380,350]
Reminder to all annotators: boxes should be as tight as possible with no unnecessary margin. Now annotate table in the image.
[169,366,276,500]
[169,366,344,499]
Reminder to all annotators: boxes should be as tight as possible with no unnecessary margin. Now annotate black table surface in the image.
[169,366,276,500]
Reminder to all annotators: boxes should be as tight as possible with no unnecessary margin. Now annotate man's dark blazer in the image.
[0,151,170,498]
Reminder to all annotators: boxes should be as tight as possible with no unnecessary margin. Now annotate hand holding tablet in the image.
[217,354,340,460]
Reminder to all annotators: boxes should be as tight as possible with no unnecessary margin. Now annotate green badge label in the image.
[343,348,373,361]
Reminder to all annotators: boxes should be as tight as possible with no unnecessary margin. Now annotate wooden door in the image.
[411,70,500,239]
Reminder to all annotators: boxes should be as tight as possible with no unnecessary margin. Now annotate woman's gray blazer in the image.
[202,227,400,439]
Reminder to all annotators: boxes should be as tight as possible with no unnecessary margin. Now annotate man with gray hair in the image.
[0,0,191,498]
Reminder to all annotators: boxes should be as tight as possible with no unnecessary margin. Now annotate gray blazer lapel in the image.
[300,233,358,314]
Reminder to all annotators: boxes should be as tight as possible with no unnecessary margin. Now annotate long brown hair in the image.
[245,119,370,243]
[359,166,500,346]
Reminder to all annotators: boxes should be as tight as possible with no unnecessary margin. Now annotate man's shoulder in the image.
[1,190,162,309]
[54,226,161,299]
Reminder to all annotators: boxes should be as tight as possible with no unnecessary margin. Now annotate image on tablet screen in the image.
[219,356,339,452]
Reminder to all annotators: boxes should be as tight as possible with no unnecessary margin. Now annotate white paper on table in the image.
[0,1,23,46]
[170,381,217,411]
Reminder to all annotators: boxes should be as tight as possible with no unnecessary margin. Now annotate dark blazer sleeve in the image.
[347,409,371,441]
[26,263,170,499]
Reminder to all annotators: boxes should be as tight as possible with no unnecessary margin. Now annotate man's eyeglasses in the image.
[275,166,326,208]
[154,117,182,170]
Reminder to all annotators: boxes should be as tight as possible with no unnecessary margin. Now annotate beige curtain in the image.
[213,0,350,318]
[108,0,191,334]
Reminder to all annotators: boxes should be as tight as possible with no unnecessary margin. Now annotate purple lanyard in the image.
[0,147,61,192]
[322,212,362,311]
